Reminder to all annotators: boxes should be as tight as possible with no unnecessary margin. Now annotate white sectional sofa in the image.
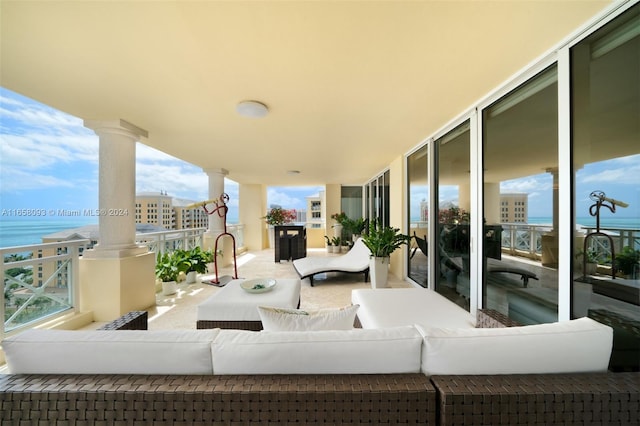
[2,317,613,376]
[2,315,638,425]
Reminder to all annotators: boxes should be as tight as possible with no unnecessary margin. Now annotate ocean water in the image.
[3,216,639,250]
[0,218,97,249]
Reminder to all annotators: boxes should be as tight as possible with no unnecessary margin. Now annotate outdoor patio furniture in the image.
[293,237,371,286]
[196,278,301,330]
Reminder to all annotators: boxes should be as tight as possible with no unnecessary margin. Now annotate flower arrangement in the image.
[263,207,297,226]
[439,206,470,224]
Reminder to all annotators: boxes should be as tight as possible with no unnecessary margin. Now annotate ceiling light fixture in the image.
[287,170,301,175]
[236,100,269,118]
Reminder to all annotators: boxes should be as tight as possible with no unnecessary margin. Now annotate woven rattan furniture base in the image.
[431,372,640,426]
[97,310,148,330]
[196,319,263,330]
[0,373,436,425]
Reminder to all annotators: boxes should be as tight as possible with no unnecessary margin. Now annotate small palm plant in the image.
[361,219,411,258]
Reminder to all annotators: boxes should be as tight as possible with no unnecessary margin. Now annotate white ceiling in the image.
[0,1,612,186]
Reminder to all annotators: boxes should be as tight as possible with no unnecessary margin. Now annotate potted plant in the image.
[156,251,184,295]
[343,217,367,242]
[183,247,209,284]
[361,219,411,288]
[263,207,297,248]
[577,248,600,275]
[330,212,348,238]
[615,246,639,279]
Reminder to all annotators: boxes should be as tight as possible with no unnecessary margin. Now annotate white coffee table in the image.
[196,278,301,330]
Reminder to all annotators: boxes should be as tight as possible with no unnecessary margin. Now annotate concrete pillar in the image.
[239,183,267,250]
[79,119,155,321]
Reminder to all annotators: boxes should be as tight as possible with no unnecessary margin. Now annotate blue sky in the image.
[0,88,322,225]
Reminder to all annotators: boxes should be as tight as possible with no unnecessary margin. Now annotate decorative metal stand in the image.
[200,193,238,285]
[583,191,624,280]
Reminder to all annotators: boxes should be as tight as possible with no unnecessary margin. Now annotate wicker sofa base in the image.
[196,319,263,330]
[431,372,640,426]
[0,373,436,425]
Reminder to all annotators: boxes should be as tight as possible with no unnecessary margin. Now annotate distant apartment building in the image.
[306,191,325,229]
[135,192,208,230]
[500,193,528,223]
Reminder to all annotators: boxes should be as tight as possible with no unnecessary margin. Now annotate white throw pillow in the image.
[258,304,359,331]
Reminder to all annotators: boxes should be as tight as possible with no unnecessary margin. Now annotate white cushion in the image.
[416,317,613,375]
[2,329,220,375]
[212,326,422,374]
[197,278,301,321]
[293,237,371,277]
[258,305,359,331]
[352,288,476,329]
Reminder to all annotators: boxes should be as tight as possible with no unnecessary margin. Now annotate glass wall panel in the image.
[435,121,471,310]
[365,170,390,227]
[571,3,639,371]
[340,186,364,241]
[482,65,559,324]
[408,145,429,287]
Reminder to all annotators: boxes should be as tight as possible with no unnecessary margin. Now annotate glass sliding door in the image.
[482,65,559,324]
[408,145,429,287]
[435,121,471,310]
[364,170,390,227]
[571,3,639,371]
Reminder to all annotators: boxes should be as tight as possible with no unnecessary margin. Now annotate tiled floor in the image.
[146,247,411,330]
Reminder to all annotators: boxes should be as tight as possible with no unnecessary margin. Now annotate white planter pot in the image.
[186,271,197,284]
[333,224,343,239]
[267,225,275,248]
[162,280,177,296]
[370,257,389,289]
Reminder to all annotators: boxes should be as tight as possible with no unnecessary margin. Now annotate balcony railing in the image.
[1,240,88,339]
[2,225,246,338]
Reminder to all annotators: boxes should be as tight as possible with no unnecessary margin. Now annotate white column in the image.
[203,168,228,237]
[83,119,148,258]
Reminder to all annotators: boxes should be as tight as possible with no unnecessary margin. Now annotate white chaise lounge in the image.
[293,237,371,286]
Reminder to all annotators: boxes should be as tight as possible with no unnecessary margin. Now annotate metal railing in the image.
[2,224,246,338]
[2,240,88,339]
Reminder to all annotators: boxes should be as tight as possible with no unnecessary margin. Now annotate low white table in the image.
[196,278,301,330]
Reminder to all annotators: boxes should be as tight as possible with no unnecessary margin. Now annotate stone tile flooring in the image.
[147,247,411,330]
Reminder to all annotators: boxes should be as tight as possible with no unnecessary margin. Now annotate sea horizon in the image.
[1,215,638,250]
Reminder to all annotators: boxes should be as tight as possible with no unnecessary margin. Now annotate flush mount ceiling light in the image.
[236,100,269,118]
[287,170,301,175]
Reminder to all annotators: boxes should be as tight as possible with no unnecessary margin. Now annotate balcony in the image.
[2,225,409,338]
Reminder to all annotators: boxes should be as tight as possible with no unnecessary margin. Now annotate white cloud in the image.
[0,167,78,192]
[580,164,640,185]
[135,162,208,201]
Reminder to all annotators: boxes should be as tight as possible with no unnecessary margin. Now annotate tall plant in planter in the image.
[361,219,411,288]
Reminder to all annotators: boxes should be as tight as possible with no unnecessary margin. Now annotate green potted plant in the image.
[361,219,411,288]
[577,248,600,275]
[343,217,367,242]
[183,246,209,283]
[156,251,184,295]
[615,246,639,279]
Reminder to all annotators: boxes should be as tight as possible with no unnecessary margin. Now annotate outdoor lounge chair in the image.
[293,237,371,286]
[413,232,538,286]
